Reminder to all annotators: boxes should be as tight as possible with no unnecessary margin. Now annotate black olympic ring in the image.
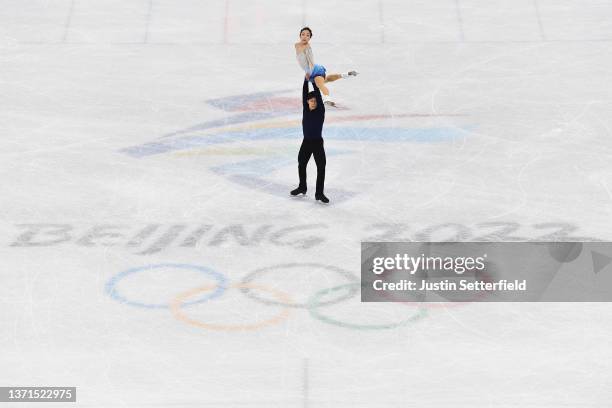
[239,263,359,308]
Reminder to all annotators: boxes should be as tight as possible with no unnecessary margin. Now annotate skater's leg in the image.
[325,71,359,82]
[313,140,326,196]
[324,74,342,83]
[314,76,330,97]
[297,140,313,190]
[314,76,336,107]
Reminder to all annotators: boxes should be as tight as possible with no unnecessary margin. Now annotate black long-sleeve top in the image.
[302,78,325,140]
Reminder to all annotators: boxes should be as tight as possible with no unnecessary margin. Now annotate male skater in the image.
[290,77,329,203]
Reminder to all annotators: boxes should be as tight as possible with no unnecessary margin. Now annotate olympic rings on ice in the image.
[105,262,437,331]
[105,263,227,309]
[170,283,293,331]
[308,282,428,330]
[240,263,358,308]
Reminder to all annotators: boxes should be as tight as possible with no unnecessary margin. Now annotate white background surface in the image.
[1,1,612,406]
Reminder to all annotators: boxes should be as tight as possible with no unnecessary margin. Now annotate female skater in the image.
[295,26,358,107]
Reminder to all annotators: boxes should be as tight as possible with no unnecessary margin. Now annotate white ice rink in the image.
[2,0,612,407]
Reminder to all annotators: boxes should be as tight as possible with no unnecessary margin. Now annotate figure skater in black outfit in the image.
[290,77,329,203]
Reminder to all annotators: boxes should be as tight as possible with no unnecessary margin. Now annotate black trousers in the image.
[298,138,326,195]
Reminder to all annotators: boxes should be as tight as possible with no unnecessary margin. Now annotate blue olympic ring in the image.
[105,263,227,309]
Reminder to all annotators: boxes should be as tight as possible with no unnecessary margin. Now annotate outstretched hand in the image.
[305,72,310,80]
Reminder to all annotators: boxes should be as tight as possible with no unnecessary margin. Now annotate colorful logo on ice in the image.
[120,90,470,202]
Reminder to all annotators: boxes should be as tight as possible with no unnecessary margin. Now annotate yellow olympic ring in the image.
[170,283,293,332]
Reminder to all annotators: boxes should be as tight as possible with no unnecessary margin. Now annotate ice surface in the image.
[1,1,612,407]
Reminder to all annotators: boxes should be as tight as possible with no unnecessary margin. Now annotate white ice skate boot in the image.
[322,94,336,107]
[342,71,359,78]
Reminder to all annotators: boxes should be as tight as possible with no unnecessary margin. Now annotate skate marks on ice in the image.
[209,149,357,204]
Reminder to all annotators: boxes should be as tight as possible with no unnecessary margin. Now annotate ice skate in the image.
[315,193,330,204]
[290,187,307,196]
[322,94,336,107]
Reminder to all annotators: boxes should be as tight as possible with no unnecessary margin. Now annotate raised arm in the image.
[311,79,324,112]
[302,78,309,111]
